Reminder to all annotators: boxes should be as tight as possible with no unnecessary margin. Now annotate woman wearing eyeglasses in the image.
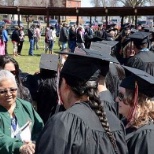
[0,70,43,154]
[116,66,154,154]
[0,55,32,103]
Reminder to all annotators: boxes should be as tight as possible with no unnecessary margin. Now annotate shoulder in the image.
[16,98,32,109]
[126,123,154,153]
[126,123,154,141]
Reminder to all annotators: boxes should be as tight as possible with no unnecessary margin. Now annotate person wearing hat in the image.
[116,66,154,154]
[88,43,121,115]
[125,31,154,76]
[115,25,131,64]
[35,49,128,154]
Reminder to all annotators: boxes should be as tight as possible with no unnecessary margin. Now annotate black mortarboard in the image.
[122,23,131,30]
[120,66,154,97]
[98,40,119,49]
[39,54,58,72]
[130,28,138,34]
[56,47,117,79]
[90,42,119,63]
[129,31,151,46]
[143,27,154,33]
[91,42,112,53]
[90,36,103,42]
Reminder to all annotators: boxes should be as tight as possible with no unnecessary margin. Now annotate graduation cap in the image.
[56,47,118,80]
[90,36,103,42]
[129,31,151,46]
[90,42,119,63]
[120,66,154,97]
[143,27,154,33]
[39,54,58,72]
[91,42,112,52]
[121,23,131,30]
[99,40,119,49]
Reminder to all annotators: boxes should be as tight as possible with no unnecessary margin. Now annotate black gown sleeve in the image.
[126,124,154,154]
[125,56,144,71]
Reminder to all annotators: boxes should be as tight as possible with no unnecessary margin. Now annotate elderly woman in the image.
[0,55,32,103]
[0,70,43,154]
[116,66,154,154]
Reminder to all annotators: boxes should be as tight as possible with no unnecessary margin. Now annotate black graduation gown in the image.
[99,90,118,116]
[36,102,128,154]
[126,123,154,154]
[125,50,154,76]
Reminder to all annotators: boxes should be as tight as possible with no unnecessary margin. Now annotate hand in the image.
[19,141,35,154]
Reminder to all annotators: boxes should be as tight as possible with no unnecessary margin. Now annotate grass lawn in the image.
[7,36,60,74]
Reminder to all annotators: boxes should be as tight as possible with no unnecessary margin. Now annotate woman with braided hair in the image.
[35,49,128,154]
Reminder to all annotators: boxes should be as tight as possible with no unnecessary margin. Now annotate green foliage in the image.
[7,36,60,74]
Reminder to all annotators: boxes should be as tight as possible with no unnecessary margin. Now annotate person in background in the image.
[35,50,128,154]
[11,26,20,57]
[125,31,154,76]
[84,24,94,49]
[2,24,9,55]
[122,41,135,65]
[68,25,76,53]
[0,28,5,55]
[116,66,154,154]
[0,55,32,103]
[23,54,58,124]
[44,27,49,53]
[59,23,69,50]
[76,26,85,48]
[55,22,60,37]
[47,26,56,54]
[33,25,41,50]
[18,25,25,55]
[0,70,44,154]
[28,24,35,56]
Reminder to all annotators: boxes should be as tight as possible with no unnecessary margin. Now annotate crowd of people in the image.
[0,20,154,154]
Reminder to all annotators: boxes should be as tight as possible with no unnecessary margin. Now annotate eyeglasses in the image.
[0,88,17,95]
[10,70,16,75]
[117,92,125,102]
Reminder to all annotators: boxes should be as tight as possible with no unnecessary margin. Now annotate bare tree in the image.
[117,0,153,7]
[90,0,118,7]
[0,0,6,5]
[149,1,154,6]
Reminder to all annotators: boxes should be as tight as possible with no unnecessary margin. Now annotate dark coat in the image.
[126,123,154,154]
[125,50,154,76]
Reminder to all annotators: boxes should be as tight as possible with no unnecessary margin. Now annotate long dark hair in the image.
[59,72,119,154]
[0,55,32,102]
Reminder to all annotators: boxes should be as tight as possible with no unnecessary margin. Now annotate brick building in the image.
[50,0,81,23]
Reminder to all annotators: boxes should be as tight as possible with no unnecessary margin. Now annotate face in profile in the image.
[0,78,17,109]
[116,87,132,118]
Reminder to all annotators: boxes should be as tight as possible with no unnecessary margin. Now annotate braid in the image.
[87,83,119,154]
[60,74,119,153]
